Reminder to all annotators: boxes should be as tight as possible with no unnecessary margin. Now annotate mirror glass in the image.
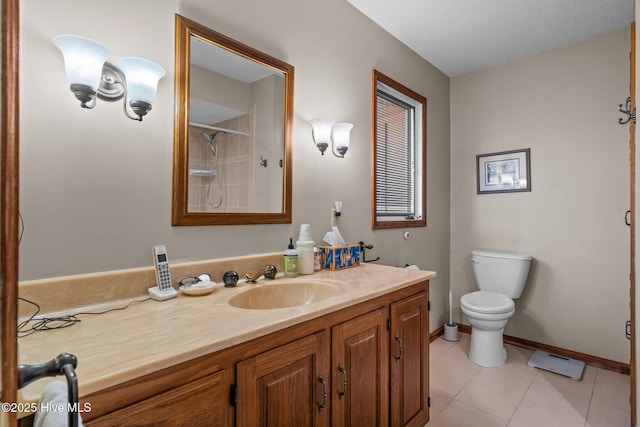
[173,15,293,225]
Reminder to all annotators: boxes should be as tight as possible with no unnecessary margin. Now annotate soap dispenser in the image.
[284,238,299,277]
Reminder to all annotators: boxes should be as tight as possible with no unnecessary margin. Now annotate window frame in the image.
[372,70,427,230]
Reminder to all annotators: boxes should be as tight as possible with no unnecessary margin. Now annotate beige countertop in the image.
[17,260,435,403]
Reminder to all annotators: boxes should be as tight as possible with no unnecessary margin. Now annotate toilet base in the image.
[468,327,507,367]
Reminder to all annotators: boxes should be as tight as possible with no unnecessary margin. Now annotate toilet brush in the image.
[444,290,459,341]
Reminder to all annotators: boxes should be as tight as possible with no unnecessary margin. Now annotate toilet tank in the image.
[471,249,532,298]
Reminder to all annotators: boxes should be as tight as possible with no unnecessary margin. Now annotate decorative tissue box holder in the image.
[318,245,360,270]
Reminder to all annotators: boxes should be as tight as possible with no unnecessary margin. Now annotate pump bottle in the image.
[284,238,299,277]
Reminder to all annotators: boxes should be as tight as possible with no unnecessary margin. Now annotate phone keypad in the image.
[158,264,171,289]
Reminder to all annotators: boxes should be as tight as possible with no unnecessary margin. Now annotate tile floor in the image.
[427,334,630,427]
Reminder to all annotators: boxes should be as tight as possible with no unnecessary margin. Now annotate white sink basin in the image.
[228,279,348,309]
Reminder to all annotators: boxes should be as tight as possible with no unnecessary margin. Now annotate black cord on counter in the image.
[17,296,150,338]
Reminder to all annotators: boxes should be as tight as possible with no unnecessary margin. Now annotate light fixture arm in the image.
[96,63,125,101]
[126,101,151,121]
[331,144,346,158]
[96,63,145,121]
[122,98,142,121]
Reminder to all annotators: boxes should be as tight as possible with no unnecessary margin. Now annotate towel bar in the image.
[17,353,79,427]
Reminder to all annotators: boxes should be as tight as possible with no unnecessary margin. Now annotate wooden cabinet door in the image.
[331,308,389,427]
[236,331,330,427]
[390,292,429,427]
[84,369,232,427]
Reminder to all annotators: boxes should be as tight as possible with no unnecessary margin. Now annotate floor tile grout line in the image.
[503,370,540,427]
[452,396,512,426]
[458,350,538,425]
[428,392,455,425]
[583,368,600,427]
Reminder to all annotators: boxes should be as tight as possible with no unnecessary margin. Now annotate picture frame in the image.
[477,148,531,194]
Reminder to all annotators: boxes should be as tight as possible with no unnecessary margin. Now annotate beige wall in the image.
[250,75,284,212]
[190,65,250,112]
[19,0,451,330]
[451,28,631,363]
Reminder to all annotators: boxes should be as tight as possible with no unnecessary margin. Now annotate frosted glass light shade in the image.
[53,34,110,90]
[310,119,333,155]
[331,123,353,151]
[310,119,333,144]
[116,57,166,104]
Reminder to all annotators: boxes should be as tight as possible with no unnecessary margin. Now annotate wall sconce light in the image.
[310,119,353,158]
[53,34,166,121]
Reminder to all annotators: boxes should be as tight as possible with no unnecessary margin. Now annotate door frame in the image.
[1,1,20,426]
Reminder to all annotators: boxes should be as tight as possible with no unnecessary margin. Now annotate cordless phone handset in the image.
[153,245,172,291]
[148,245,178,301]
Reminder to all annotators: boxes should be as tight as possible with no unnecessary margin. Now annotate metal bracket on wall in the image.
[359,241,380,263]
[618,97,636,125]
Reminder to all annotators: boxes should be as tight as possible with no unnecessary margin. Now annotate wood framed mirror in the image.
[172,14,294,225]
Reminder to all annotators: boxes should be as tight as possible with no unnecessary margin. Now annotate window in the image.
[372,70,426,229]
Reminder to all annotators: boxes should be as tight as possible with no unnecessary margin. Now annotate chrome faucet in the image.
[244,264,277,283]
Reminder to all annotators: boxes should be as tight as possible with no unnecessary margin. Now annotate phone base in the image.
[148,286,178,301]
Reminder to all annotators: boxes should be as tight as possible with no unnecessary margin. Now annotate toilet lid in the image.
[461,291,514,314]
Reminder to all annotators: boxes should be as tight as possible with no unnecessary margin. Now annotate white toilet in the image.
[460,249,532,367]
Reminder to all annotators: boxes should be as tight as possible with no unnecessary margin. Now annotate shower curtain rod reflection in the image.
[189,121,251,137]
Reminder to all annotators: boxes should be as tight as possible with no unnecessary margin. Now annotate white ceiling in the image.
[345,0,635,77]
[191,37,278,84]
[189,37,281,125]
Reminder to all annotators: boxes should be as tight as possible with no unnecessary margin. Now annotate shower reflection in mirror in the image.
[188,120,252,212]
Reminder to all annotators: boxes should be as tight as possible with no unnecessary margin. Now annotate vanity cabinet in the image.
[235,303,418,427]
[85,369,231,427]
[331,308,389,426]
[235,332,330,427]
[81,282,429,427]
[235,307,393,427]
[390,293,429,427]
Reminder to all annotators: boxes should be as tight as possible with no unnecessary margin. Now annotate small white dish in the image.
[179,281,217,296]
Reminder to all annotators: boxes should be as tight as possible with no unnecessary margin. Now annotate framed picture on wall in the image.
[476,148,531,194]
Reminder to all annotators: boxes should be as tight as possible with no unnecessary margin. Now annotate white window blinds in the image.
[375,90,416,217]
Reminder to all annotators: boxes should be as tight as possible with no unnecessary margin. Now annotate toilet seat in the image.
[461,291,514,314]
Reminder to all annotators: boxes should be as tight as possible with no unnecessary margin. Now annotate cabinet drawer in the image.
[85,370,230,427]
